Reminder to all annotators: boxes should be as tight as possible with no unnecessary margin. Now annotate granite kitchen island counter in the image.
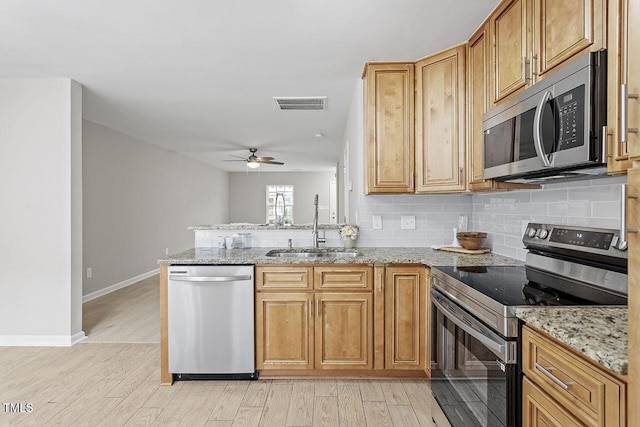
[516,306,628,376]
[158,246,523,267]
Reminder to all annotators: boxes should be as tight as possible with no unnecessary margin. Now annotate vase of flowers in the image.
[340,224,359,249]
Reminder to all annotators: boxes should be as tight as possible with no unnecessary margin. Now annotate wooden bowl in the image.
[456,232,487,250]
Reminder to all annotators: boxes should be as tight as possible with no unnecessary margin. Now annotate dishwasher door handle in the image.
[169,275,252,283]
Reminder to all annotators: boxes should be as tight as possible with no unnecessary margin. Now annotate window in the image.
[266,185,294,224]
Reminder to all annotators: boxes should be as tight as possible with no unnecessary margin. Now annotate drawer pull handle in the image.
[535,363,570,390]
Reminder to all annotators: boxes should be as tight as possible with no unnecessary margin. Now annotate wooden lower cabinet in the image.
[384,266,427,369]
[315,292,373,369]
[255,265,375,372]
[255,292,314,370]
[255,264,430,375]
[523,377,582,427]
[522,325,627,427]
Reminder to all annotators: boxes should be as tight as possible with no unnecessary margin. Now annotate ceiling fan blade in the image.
[223,159,248,162]
[260,160,284,165]
[256,156,274,161]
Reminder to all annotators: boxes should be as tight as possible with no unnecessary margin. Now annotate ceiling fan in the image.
[224,148,284,168]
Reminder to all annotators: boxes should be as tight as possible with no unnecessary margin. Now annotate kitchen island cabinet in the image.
[256,264,374,372]
[158,247,522,384]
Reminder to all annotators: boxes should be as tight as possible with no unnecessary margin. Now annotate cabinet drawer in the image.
[314,266,372,291]
[255,266,313,290]
[522,326,625,426]
[523,377,582,426]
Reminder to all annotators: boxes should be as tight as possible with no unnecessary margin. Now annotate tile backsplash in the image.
[355,194,473,247]
[471,176,627,260]
[354,176,627,260]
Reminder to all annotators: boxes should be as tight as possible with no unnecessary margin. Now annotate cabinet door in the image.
[490,0,531,103]
[628,168,640,423]
[534,0,605,78]
[625,0,640,159]
[523,378,582,427]
[315,292,373,370]
[467,24,491,189]
[467,25,541,192]
[607,0,630,173]
[256,293,314,370]
[363,63,415,194]
[385,266,426,369]
[415,45,466,193]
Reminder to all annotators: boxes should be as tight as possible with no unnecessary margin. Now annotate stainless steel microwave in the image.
[483,51,607,183]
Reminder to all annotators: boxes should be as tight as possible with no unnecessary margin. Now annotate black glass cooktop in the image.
[432,265,627,307]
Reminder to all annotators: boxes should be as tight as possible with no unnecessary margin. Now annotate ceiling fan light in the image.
[247,161,260,169]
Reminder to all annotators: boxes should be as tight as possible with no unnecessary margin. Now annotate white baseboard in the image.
[0,331,86,347]
[82,268,160,303]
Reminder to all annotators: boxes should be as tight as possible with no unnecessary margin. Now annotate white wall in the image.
[83,121,229,298]
[341,79,365,225]
[0,79,83,346]
[228,171,335,224]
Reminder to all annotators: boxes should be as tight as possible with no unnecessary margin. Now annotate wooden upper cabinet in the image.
[490,0,531,104]
[627,0,640,160]
[534,0,605,78]
[467,24,492,190]
[415,45,466,193]
[606,0,638,173]
[467,24,541,192]
[489,0,605,106]
[363,63,415,194]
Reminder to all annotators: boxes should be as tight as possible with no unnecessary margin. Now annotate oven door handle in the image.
[432,294,510,363]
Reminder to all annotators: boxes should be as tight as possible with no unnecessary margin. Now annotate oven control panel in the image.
[523,223,628,260]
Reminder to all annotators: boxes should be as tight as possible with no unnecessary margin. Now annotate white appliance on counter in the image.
[167,265,257,380]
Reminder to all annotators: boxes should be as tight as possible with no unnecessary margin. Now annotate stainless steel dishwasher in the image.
[168,265,257,380]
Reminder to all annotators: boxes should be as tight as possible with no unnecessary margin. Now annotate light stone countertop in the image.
[188,223,342,231]
[158,246,523,267]
[515,307,628,376]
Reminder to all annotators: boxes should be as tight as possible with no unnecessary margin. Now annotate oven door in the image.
[431,289,520,427]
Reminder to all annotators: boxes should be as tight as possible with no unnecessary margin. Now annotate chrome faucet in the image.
[312,194,326,248]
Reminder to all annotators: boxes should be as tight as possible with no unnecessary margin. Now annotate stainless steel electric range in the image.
[430,223,628,427]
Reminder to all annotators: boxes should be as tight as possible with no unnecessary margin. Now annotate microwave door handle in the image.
[533,90,553,167]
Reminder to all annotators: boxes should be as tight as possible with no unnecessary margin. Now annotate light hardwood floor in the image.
[83,274,160,343]
[0,277,438,426]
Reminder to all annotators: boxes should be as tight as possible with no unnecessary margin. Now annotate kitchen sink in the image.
[265,248,361,258]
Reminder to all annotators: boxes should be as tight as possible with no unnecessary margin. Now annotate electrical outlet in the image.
[86,268,92,279]
[401,215,416,230]
[372,215,382,230]
[165,248,169,255]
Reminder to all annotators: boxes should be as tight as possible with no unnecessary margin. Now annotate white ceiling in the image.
[0,0,500,172]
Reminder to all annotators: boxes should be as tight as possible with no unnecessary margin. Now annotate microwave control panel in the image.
[555,85,585,151]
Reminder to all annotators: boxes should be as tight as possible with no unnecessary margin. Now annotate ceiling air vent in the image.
[273,96,327,111]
